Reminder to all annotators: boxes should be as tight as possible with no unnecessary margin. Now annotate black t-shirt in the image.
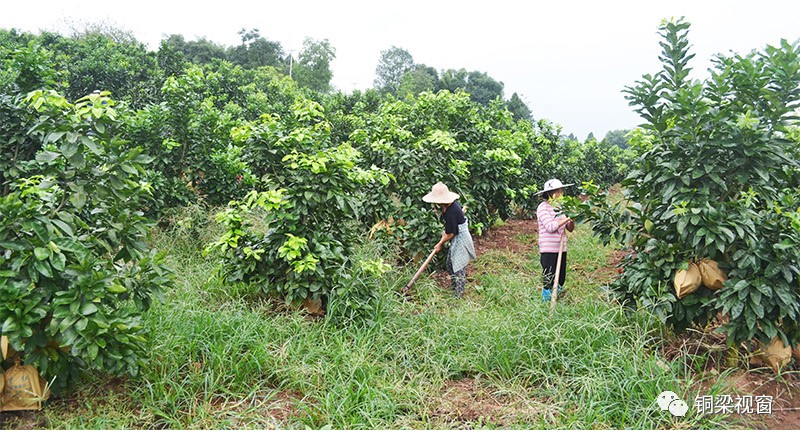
[441,200,466,235]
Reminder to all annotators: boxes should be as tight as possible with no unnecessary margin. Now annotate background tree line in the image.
[1,23,632,145]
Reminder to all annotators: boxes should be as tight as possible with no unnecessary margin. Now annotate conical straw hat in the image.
[422,182,460,204]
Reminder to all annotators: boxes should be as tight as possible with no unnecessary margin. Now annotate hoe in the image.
[401,248,438,294]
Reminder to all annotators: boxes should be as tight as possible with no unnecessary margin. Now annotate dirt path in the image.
[472,219,538,256]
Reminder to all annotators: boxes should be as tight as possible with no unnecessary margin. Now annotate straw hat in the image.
[422,182,460,204]
[535,178,574,195]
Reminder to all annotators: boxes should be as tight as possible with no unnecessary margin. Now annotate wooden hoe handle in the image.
[550,234,566,311]
[402,249,438,292]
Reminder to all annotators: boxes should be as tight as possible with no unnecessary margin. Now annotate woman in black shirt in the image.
[423,182,476,298]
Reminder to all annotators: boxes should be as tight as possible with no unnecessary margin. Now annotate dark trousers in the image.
[541,252,567,290]
[446,252,467,298]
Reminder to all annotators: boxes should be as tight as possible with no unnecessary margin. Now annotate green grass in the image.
[2,217,749,429]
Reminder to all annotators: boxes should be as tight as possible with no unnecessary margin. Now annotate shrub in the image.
[0,89,172,392]
[204,98,391,315]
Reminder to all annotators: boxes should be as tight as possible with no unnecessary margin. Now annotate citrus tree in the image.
[576,19,800,349]
[205,98,391,322]
[1,52,173,392]
[340,90,547,255]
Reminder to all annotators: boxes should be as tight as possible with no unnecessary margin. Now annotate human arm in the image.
[539,203,572,233]
[434,232,455,253]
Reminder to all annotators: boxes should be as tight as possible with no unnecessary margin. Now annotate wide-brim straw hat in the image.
[535,178,574,195]
[423,182,460,204]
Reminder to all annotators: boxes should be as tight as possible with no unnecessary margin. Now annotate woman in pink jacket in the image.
[536,179,575,302]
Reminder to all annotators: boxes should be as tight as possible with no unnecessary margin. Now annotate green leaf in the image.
[745,308,756,331]
[58,316,78,332]
[107,284,127,294]
[0,241,26,251]
[87,343,99,361]
[67,152,86,168]
[719,227,735,242]
[753,166,769,182]
[677,217,688,236]
[776,286,794,305]
[730,301,744,318]
[61,142,79,159]
[45,131,66,144]
[31,222,50,243]
[36,151,60,163]
[81,136,102,155]
[750,301,764,319]
[70,191,87,210]
[2,318,19,333]
[34,260,52,278]
[130,151,153,164]
[119,163,138,174]
[51,219,74,237]
[52,238,86,254]
[80,303,98,315]
[52,252,66,271]
[34,247,50,260]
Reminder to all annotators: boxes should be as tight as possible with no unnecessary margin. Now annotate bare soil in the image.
[429,378,549,428]
[729,371,800,429]
[473,219,538,256]
[661,331,800,430]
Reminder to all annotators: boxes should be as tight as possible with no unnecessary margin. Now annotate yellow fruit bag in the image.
[674,262,702,299]
[698,259,727,291]
[2,361,51,411]
[761,337,792,374]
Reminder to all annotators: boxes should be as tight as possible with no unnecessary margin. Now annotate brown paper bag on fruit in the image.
[0,366,5,408]
[698,259,727,291]
[761,337,792,374]
[1,335,8,360]
[2,361,51,411]
[674,262,702,299]
[302,297,325,317]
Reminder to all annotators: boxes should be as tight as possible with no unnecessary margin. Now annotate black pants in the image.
[446,251,467,298]
[541,252,567,290]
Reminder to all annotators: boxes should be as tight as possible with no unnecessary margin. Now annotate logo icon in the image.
[657,391,688,417]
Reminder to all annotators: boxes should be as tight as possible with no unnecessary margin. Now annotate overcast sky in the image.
[3,1,800,139]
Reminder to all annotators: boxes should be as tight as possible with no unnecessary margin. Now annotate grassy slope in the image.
[3,222,746,429]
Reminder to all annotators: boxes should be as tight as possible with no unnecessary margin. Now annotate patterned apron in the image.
[447,220,476,273]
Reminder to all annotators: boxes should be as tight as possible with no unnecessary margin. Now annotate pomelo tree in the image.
[1,44,172,392]
[573,19,800,351]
